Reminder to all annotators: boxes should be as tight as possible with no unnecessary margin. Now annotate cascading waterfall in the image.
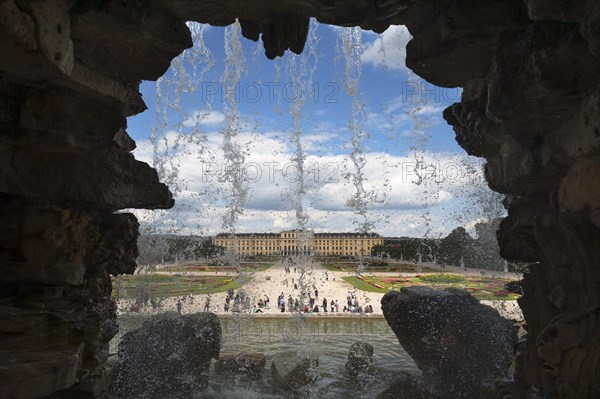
[405,71,437,245]
[220,20,248,233]
[403,71,505,265]
[151,22,216,201]
[377,31,389,70]
[406,70,505,246]
[219,21,251,293]
[284,19,321,313]
[145,22,217,236]
[287,20,320,245]
[287,55,309,240]
[336,27,383,318]
[339,27,377,277]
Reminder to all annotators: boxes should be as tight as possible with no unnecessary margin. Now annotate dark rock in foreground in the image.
[110,312,221,399]
[271,350,319,390]
[214,353,266,375]
[381,287,517,399]
[345,341,374,377]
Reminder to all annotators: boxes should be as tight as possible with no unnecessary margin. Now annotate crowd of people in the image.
[223,288,254,312]
[121,256,380,316]
[175,294,194,314]
[220,275,375,316]
[215,256,379,315]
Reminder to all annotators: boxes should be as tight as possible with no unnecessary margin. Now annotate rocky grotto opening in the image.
[0,1,598,399]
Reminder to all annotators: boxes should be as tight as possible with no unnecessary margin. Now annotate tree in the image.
[193,239,223,258]
[136,235,223,265]
[438,227,474,266]
[137,235,170,266]
[471,218,505,271]
[371,244,385,256]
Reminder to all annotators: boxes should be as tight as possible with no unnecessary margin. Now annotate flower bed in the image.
[112,274,245,299]
[343,273,521,300]
[379,278,411,284]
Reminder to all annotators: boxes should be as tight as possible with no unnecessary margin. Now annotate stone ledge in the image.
[0,145,174,210]
[0,343,84,399]
[0,262,86,286]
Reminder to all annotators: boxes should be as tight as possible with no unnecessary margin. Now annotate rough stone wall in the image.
[0,0,598,398]
[435,1,600,397]
[0,1,179,398]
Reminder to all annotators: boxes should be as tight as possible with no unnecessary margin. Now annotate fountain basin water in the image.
[110,315,418,399]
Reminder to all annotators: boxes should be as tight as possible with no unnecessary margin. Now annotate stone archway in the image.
[0,1,598,398]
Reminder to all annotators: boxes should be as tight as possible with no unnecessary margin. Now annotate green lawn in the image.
[322,262,342,271]
[342,273,520,300]
[163,262,273,273]
[342,276,387,293]
[112,274,247,299]
[324,261,437,273]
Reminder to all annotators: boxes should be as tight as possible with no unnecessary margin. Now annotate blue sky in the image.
[126,21,502,237]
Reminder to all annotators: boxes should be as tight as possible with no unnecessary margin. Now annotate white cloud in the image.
[182,110,226,127]
[361,25,411,70]
[131,126,499,237]
[384,97,447,116]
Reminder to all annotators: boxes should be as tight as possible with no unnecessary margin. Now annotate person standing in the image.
[322,297,328,312]
[224,297,230,312]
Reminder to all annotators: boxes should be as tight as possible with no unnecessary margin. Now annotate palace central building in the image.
[213,230,383,256]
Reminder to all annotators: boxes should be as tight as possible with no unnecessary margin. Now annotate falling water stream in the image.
[146,23,217,235]
[404,70,437,271]
[220,21,248,233]
[340,28,373,236]
[336,27,382,300]
[284,20,321,311]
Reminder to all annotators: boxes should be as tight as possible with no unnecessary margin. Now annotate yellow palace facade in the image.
[213,230,383,257]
